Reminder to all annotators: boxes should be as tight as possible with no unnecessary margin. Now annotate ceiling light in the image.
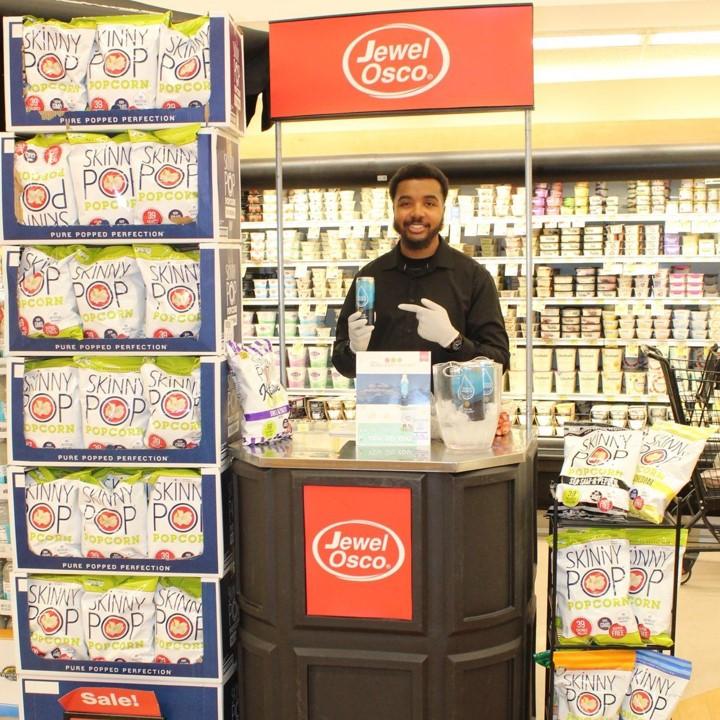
[534,34,644,50]
[649,31,720,45]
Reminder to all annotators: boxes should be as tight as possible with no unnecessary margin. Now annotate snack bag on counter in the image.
[67,133,135,225]
[79,468,147,558]
[146,469,203,559]
[23,358,84,448]
[552,528,643,647]
[227,339,291,445]
[17,246,83,339]
[141,357,201,450]
[81,575,157,662]
[621,650,692,720]
[72,13,170,110]
[154,577,203,664]
[129,125,199,225]
[554,649,635,720]
[627,529,687,647]
[629,422,716,524]
[157,16,211,109]
[75,356,149,449]
[556,424,643,519]
[14,135,79,226]
[70,245,146,339]
[135,245,201,338]
[22,18,95,113]
[27,574,88,659]
[25,467,94,557]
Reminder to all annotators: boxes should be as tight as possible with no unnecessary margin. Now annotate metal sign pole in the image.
[524,109,534,436]
[275,121,287,385]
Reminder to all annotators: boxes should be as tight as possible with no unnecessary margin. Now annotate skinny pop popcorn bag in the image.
[73,13,170,110]
[22,18,95,113]
[67,133,135,226]
[17,245,83,339]
[135,245,201,338]
[227,339,291,445]
[157,16,211,109]
[76,356,149,449]
[70,245,146,339]
[627,529,687,647]
[146,469,203,560]
[81,575,157,663]
[621,650,692,720]
[554,649,635,720]
[79,468,147,559]
[629,422,716,524]
[551,528,642,647]
[27,574,87,660]
[25,467,92,557]
[130,126,199,225]
[154,577,204,664]
[15,134,79,226]
[23,358,84,448]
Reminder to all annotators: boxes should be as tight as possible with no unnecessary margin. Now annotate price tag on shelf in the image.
[493,220,507,236]
[572,219,585,228]
[615,302,629,315]
[532,217,544,229]
[448,222,461,244]
[602,263,623,274]
[627,263,659,275]
[464,221,479,237]
[534,300,546,313]
[351,223,366,238]
[665,221,681,234]
[477,221,492,236]
[626,342,640,358]
[632,302,650,315]
[654,342,670,357]
[505,263,519,276]
[368,223,381,237]
[307,226,321,240]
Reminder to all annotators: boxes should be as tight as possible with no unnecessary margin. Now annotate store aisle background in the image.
[534,517,720,719]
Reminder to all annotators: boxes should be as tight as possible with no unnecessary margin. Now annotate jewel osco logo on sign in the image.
[312,520,405,582]
[342,23,450,99]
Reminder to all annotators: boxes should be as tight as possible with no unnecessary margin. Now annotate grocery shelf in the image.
[243,298,346,306]
[510,338,715,347]
[289,387,355,396]
[504,392,669,403]
[533,254,718,265]
[244,259,367,268]
[243,219,394,229]
[268,337,335,345]
[509,297,720,306]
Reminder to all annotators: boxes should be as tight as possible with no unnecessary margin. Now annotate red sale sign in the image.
[269,5,533,120]
[304,485,412,620]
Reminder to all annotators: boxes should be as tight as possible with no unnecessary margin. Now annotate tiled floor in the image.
[534,526,720,719]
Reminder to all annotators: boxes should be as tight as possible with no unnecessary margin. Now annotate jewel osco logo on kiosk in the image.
[304,485,412,619]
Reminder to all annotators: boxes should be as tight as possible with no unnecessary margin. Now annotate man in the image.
[332,162,510,386]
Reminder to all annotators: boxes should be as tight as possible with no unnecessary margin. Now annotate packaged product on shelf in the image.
[627,529,687,646]
[80,575,157,662]
[27,574,87,659]
[146,468,203,560]
[157,16,211,109]
[17,246,83,339]
[23,358,84,448]
[629,421,716,524]
[154,577,203,664]
[227,339,291,445]
[135,244,201,338]
[79,468,148,559]
[556,424,644,519]
[141,357,201,449]
[553,649,635,720]
[25,467,90,557]
[621,650,692,720]
[72,13,170,111]
[70,245,146,339]
[21,19,95,113]
[76,356,149,449]
[552,528,643,646]
[14,134,79,226]
[129,125,198,225]
[67,132,135,225]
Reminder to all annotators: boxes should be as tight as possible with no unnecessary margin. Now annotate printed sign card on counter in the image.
[303,485,412,620]
[355,351,431,448]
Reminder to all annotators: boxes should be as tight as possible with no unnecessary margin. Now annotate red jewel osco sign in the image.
[269,5,533,120]
[304,485,412,620]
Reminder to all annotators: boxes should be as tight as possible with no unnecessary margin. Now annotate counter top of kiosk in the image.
[230,429,537,720]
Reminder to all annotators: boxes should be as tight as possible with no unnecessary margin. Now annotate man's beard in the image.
[394,218,443,250]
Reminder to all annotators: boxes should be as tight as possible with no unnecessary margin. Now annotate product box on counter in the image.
[4,13,245,135]
[13,571,238,682]
[0,129,241,243]
[20,674,239,720]
[8,465,237,578]
[7,356,240,467]
[3,245,240,355]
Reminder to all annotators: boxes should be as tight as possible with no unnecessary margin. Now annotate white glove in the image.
[348,310,373,353]
[398,298,458,348]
